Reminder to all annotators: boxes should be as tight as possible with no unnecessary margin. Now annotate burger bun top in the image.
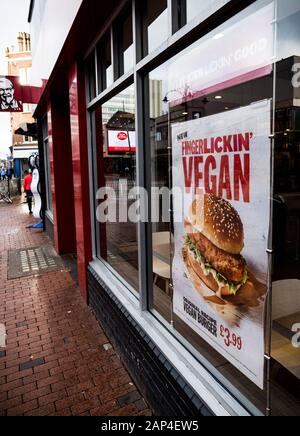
[187,194,244,255]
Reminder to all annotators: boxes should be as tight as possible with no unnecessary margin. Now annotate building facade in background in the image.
[28,0,300,416]
[6,32,38,178]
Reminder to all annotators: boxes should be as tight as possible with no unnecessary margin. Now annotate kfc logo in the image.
[117,132,128,141]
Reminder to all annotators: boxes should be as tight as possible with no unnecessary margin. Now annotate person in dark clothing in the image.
[23,170,33,214]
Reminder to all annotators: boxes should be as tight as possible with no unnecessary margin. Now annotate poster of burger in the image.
[172,100,271,388]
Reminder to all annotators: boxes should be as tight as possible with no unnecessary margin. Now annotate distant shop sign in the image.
[0,76,23,112]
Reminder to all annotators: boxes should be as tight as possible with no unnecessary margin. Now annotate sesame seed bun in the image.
[187,194,244,255]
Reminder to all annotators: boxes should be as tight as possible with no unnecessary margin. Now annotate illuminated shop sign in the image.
[108,130,136,152]
[172,100,271,388]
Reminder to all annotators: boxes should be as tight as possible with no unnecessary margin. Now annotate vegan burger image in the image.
[184,194,248,298]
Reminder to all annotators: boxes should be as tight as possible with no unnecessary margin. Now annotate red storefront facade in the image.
[44,63,92,300]
[29,0,300,416]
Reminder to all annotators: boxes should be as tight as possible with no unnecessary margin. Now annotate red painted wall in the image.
[48,85,77,256]
[69,63,92,302]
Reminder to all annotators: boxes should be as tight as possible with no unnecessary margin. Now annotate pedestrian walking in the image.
[23,170,33,214]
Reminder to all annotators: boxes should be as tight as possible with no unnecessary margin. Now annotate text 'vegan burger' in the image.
[184,194,248,297]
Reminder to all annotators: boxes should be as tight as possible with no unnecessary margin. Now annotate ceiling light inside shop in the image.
[182,112,188,116]
[215,95,223,100]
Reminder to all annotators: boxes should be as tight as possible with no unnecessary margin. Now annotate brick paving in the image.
[0,199,151,416]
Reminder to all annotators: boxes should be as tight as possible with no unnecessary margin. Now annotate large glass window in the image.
[93,85,139,293]
[148,0,299,416]
[121,8,134,75]
[97,32,113,92]
[271,0,300,416]
[42,116,53,215]
[44,138,52,214]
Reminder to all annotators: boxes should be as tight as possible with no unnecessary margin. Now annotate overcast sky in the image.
[0,0,30,159]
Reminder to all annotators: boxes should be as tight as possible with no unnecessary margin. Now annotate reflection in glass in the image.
[42,117,52,214]
[95,85,139,292]
[87,53,96,101]
[144,0,168,55]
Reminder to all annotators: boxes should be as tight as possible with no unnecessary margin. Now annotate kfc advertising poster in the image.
[0,76,23,112]
[172,100,271,388]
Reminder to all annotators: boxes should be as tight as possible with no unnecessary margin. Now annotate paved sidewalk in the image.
[0,199,151,416]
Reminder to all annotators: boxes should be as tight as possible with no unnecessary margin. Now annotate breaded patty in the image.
[187,232,246,283]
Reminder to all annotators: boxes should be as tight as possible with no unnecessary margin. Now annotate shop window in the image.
[97,32,113,92]
[84,0,300,415]
[185,0,230,25]
[112,6,134,79]
[148,0,300,416]
[86,52,96,101]
[142,0,169,56]
[42,117,53,214]
[172,0,231,32]
[23,103,31,113]
[19,67,30,86]
[93,84,139,293]
[271,0,300,414]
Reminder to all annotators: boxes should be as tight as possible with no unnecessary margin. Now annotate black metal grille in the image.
[7,246,65,279]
